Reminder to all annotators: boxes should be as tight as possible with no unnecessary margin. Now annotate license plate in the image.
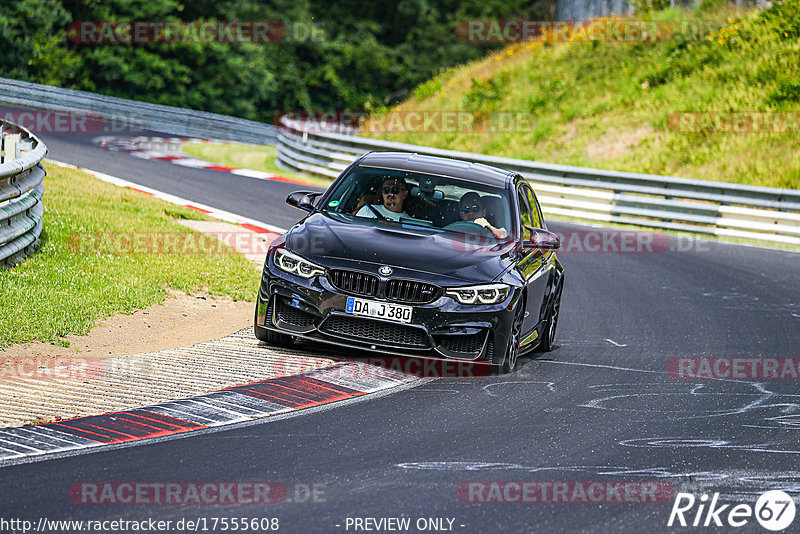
[346,297,413,323]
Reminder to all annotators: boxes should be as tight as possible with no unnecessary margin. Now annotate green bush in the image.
[463,73,509,112]
[769,79,800,105]
[413,79,443,101]
[630,0,671,15]
[758,0,800,39]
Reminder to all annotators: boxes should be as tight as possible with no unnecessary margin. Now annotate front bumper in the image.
[256,260,516,363]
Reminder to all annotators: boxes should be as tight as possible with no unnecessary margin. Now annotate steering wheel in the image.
[443,220,492,235]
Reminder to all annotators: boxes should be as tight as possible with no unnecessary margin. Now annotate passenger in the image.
[459,192,508,239]
[356,177,409,221]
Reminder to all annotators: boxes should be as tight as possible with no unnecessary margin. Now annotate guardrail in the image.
[0,77,276,145]
[0,121,47,267]
[276,117,800,246]
[556,0,632,22]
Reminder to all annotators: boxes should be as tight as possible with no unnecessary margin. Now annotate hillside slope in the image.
[366,1,800,189]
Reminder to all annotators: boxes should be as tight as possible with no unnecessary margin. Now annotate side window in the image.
[522,184,544,229]
[517,189,533,241]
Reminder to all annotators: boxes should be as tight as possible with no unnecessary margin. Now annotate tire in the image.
[537,277,563,353]
[254,301,295,347]
[492,301,523,374]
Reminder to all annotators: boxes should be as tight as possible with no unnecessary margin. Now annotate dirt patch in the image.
[1,290,253,359]
[585,125,655,162]
[556,119,580,145]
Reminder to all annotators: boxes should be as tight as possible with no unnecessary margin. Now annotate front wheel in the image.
[537,277,563,353]
[254,301,295,347]
[492,301,523,374]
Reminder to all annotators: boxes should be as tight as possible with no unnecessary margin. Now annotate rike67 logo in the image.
[668,491,796,531]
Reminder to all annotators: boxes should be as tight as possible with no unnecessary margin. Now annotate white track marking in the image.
[46,159,287,234]
[483,381,556,396]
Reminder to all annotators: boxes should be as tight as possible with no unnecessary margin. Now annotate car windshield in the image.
[321,166,513,242]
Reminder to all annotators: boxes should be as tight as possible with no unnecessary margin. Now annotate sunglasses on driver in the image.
[382,186,406,194]
[461,204,483,214]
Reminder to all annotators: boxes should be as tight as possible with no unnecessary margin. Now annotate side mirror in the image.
[523,227,561,250]
[286,191,319,212]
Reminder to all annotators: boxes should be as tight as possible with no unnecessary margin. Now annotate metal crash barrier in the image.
[276,117,800,246]
[0,121,47,267]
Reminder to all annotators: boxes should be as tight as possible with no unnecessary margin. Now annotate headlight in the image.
[274,248,325,279]
[446,283,509,304]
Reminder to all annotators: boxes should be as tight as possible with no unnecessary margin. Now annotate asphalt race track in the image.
[1,125,799,533]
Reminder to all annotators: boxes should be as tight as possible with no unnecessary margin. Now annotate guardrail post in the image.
[2,133,20,164]
[18,140,33,157]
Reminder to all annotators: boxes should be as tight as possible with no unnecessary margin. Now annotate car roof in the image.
[357,152,514,188]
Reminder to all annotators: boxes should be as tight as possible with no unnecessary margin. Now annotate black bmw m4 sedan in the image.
[255,152,564,373]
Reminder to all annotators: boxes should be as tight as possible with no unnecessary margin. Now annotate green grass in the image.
[28,418,55,425]
[364,1,800,189]
[0,164,261,347]
[181,142,333,188]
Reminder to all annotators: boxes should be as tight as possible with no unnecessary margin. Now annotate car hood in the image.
[286,213,513,284]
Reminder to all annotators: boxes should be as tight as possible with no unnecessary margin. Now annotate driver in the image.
[356,176,409,221]
[459,192,508,239]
